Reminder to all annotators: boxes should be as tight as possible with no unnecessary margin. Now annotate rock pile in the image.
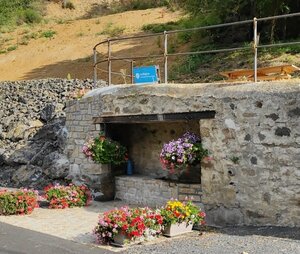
[0,79,105,189]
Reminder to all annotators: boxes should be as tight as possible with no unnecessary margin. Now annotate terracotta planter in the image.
[163,222,193,237]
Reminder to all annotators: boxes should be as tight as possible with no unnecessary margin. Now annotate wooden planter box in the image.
[163,222,193,237]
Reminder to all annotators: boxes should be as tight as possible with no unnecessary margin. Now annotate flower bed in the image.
[94,199,206,246]
[0,189,39,215]
[94,206,163,245]
[44,184,92,209]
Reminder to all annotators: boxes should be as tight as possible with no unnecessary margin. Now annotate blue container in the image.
[126,160,133,175]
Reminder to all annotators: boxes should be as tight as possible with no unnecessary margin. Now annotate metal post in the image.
[253,17,258,82]
[93,48,97,87]
[164,31,168,84]
[131,61,134,84]
[108,40,112,86]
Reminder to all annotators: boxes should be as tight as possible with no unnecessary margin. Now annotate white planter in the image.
[112,232,130,246]
[163,222,193,237]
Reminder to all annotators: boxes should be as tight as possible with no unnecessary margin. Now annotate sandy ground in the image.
[0,6,181,81]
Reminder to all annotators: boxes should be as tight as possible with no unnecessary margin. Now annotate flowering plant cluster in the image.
[44,184,92,209]
[94,206,163,244]
[83,133,128,165]
[0,188,39,215]
[160,199,206,226]
[160,132,211,173]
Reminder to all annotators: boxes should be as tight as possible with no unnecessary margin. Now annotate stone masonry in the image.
[65,81,300,226]
[115,175,202,207]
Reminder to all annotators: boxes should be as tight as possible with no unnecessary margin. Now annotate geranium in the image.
[0,188,39,216]
[94,206,163,244]
[83,132,128,165]
[160,132,211,173]
[44,183,91,209]
[160,199,206,226]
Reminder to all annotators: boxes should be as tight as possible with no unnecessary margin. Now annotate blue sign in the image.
[133,66,159,85]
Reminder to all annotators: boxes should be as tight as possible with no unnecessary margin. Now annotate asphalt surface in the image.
[1,222,300,254]
[0,222,112,254]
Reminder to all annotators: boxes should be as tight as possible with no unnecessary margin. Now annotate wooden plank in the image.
[93,111,216,124]
[220,64,300,79]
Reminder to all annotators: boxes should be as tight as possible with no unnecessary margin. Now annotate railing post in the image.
[93,48,97,87]
[131,60,134,84]
[164,31,168,84]
[108,40,112,86]
[253,17,258,82]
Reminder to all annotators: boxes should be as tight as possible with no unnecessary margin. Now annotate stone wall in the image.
[65,82,300,227]
[115,175,202,207]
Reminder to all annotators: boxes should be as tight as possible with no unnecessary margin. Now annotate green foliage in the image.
[62,1,75,10]
[0,189,38,215]
[100,22,125,37]
[91,136,127,165]
[40,30,56,39]
[0,0,43,27]
[83,133,127,165]
[7,45,17,51]
[44,184,91,209]
[230,156,240,164]
[142,21,180,33]
[109,0,171,13]
[17,8,42,24]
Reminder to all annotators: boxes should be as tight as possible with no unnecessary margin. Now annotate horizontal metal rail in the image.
[93,12,300,86]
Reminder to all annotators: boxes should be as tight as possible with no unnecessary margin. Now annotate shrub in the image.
[62,1,75,10]
[44,184,92,209]
[40,30,56,39]
[7,45,17,51]
[94,206,163,244]
[83,133,128,165]
[19,9,42,24]
[0,189,39,215]
[100,23,125,37]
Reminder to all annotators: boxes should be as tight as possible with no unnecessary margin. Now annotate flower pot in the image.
[112,232,131,246]
[163,222,193,237]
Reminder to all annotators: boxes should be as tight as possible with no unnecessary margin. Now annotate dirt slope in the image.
[0,5,181,81]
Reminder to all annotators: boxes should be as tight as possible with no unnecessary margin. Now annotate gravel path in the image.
[123,227,300,254]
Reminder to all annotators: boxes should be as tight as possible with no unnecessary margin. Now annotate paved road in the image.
[1,222,300,254]
[0,222,112,254]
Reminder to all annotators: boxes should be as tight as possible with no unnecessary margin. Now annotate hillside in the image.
[0,1,181,81]
[0,0,299,83]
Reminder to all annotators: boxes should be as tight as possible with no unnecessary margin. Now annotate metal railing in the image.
[93,12,300,86]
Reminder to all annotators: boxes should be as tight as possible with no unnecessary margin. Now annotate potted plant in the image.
[160,132,211,180]
[94,206,163,246]
[160,199,206,237]
[83,133,128,165]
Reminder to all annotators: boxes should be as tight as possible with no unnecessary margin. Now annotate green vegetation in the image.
[0,0,43,27]
[62,1,75,10]
[109,0,171,13]
[99,22,125,37]
[40,30,56,39]
[7,45,17,51]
